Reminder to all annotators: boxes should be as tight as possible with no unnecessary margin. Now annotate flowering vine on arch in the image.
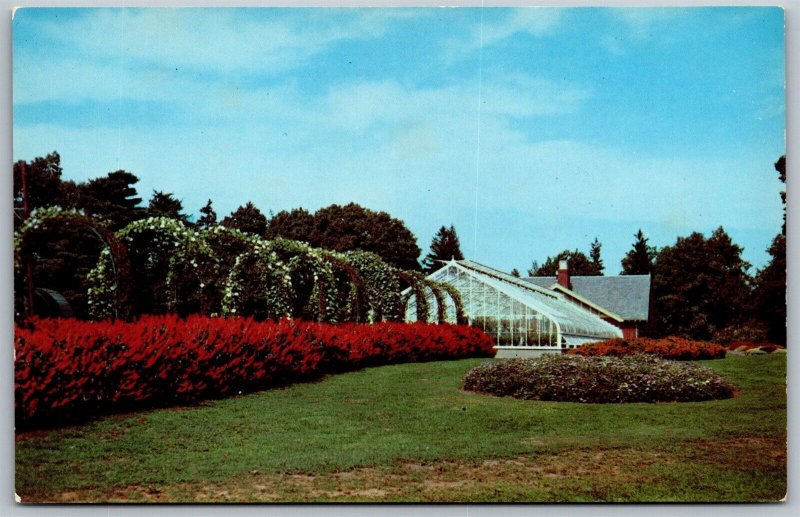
[14,207,134,320]
[397,270,432,323]
[88,217,217,318]
[342,251,403,322]
[320,251,369,322]
[436,281,467,325]
[265,238,339,322]
[221,240,294,320]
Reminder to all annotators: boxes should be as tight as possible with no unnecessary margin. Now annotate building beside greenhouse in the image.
[404,259,650,357]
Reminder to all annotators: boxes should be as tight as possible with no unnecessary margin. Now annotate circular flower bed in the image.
[462,355,736,403]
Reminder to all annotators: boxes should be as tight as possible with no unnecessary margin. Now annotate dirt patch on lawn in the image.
[35,437,787,503]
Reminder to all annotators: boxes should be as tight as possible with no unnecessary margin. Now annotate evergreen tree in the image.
[195,199,217,230]
[422,225,464,272]
[621,229,656,275]
[526,261,540,277]
[147,190,188,222]
[589,237,604,275]
[510,268,521,278]
[77,170,145,230]
[221,202,268,236]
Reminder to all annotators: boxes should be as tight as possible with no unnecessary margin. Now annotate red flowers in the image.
[567,336,727,360]
[15,316,495,427]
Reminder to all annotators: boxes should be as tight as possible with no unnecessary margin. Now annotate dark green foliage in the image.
[775,155,786,234]
[265,207,316,241]
[311,203,421,270]
[651,227,750,340]
[749,156,786,345]
[528,249,602,276]
[15,221,104,319]
[222,202,268,237]
[752,234,786,345]
[422,225,464,272]
[13,152,66,225]
[510,268,521,278]
[589,237,604,275]
[195,199,217,230]
[621,229,656,275]
[462,355,735,403]
[77,170,146,230]
[147,191,189,222]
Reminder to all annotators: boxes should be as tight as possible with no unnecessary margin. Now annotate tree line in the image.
[14,152,786,345]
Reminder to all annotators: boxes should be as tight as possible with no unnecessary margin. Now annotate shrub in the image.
[15,316,494,427]
[567,336,727,360]
[462,355,736,403]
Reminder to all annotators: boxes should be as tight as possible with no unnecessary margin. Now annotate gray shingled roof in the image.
[523,275,651,321]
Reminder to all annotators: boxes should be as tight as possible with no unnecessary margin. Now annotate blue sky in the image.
[13,7,785,274]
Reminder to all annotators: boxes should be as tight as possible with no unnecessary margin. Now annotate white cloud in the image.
[444,8,564,61]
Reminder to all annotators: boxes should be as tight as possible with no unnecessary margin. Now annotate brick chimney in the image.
[557,260,571,289]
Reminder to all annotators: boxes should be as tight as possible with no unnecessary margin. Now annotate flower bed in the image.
[462,355,735,403]
[725,341,785,354]
[567,336,727,360]
[15,316,495,427]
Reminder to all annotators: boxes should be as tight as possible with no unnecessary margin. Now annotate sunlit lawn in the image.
[15,354,786,502]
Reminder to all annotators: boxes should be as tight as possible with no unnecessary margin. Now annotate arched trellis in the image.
[88,217,217,318]
[343,251,403,322]
[398,271,467,325]
[437,281,468,325]
[201,225,262,313]
[13,207,134,320]
[265,238,338,322]
[397,270,432,323]
[321,251,369,323]
[221,241,294,320]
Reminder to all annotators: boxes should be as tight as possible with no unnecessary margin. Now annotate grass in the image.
[15,353,786,502]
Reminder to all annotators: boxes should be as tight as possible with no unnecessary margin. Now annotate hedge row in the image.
[15,316,495,427]
[462,354,736,403]
[567,336,727,360]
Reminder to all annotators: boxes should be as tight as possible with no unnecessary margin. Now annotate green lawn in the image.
[15,354,786,502]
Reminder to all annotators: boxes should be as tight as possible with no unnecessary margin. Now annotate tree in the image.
[751,155,787,345]
[776,155,786,234]
[147,191,188,222]
[77,170,146,230]
[752,235,786,345]
[265,208,316,242]
[221,202,268,236]
[651,227,750,339]
[529,247,603,276]
[422,225,464,272]
[13,152,68,228]
[526,261,540,277]
[589,237,604,275]
[195,199,217,230]
[510,268,521,278]
[311,203,421,270]
[621,229,657,275]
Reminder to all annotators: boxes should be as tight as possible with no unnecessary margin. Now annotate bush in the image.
[15,316,494,427]
[462,355,736,403]
[567,336,727,360]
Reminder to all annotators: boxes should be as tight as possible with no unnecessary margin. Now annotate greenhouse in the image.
[404,259,622,354]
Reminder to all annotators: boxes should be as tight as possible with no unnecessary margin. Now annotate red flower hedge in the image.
[15,316,495,427]
[566,336,727,361]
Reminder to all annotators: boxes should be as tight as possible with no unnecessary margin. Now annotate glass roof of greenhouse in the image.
[425,259,623,343]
